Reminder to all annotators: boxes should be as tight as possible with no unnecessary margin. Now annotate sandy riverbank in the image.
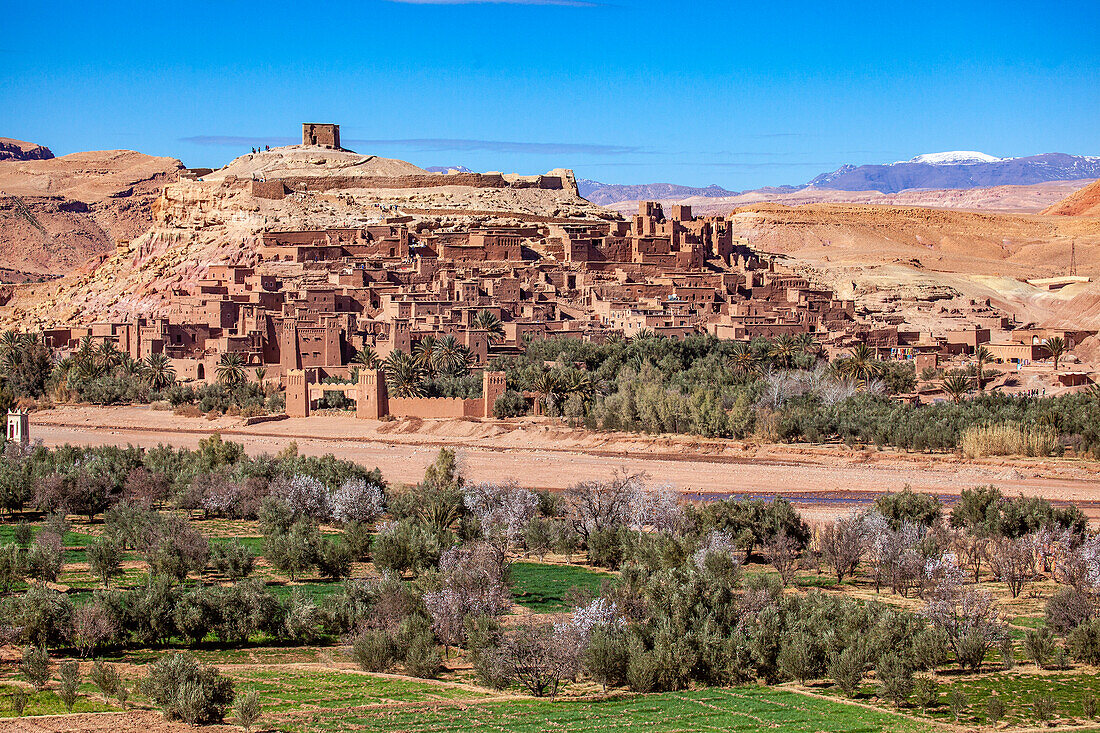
[26,406,1100,523]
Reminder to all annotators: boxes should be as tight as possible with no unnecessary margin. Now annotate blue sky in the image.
[2,0,1098,190]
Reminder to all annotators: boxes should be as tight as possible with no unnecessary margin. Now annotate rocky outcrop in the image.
[0,149,183,279]
[0,138,54,162]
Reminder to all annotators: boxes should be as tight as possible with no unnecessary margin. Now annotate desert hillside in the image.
[0,145,183,279]
[1042,178,1100,216]
[730,202,1100,330]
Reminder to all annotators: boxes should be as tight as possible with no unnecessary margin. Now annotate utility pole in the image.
[1070,239,1077,277]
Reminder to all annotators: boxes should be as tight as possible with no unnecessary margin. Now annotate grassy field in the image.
[274,683,927,733]
[0,683,118,718]
[509,561,611,612]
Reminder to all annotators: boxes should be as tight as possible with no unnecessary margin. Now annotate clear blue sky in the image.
[3,0,1098,190]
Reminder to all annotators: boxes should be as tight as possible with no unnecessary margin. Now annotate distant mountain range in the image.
[580,151,1100,204]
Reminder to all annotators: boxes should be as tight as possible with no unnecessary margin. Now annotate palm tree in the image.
[941,373,974,404]
[564,371,596,411]
[254,366,267,388]
[473,310,505,344]
[0,330,20,361]
[96,340,122,369]
[532,370,564,413]
[144,353,176,390]
[838,343,881,383]
[413,336,438,378]
[631,328,656,343]
[216,352,247,386]
[1046,336,1066,371]
[384,350,425,398]
[351,346,382,369]
[726,341,757,377]
[973,345,993,391]
[118,354,145,378]
[431,334,469,377]
[769,334,800,369]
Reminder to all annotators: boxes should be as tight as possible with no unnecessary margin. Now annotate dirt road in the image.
[29,407,1100,522]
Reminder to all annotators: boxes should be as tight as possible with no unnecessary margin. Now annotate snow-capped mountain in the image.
[901,151,1004,165]
[808,152,1100,193]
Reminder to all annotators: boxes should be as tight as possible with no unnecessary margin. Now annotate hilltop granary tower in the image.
[6,410,29,445]
[302,123,340,149]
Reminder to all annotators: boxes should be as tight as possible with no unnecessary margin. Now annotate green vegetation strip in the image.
[0,684,118,718]
[230,667,488,715]
[285,686,924,733]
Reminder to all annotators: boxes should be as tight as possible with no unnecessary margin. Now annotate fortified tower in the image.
[302,123,340,149]
[6,410,29,445]
[482,371,507,418]
[285,369,310,417]
[356,369,389,420]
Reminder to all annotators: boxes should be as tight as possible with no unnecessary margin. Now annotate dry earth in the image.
[28,406,1100,523]
[0,148,183,279]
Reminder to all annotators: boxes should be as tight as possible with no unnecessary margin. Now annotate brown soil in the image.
[29,406,1100,523]
[0,710,234,733]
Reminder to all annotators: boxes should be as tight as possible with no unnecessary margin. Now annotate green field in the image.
[0,683,118,718]
[509,561,611,612]
[270,683,925,733]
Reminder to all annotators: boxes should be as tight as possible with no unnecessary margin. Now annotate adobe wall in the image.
[386,397,476,418]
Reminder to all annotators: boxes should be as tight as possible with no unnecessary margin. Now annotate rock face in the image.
[578,180,740,206]
[0,138,54,162]
[0,149,184,279]
[1042,179,1100,217]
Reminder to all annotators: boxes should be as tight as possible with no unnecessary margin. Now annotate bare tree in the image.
[924,566,1006,670]
[561,469,646,542]
[501,623,580,699]
[990,535,1037,599]
[819,512,870,582]
[766,530,801,586]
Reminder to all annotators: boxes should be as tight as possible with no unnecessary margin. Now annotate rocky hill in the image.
[0,146,184,280]
[0,138,54,162]
[1042,179,1100,217]
[0,143,607,326]
[730,203,1100,331]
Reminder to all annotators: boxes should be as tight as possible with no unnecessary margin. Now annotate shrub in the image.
[948,686,968,721]
[87,535,124,587]
[961,422,1056,458]
[465,616,510,690]
[1084,692,1097,720]
[10,687,28,716]
[875,653,912,707]
[1024,627,1057,669]
[1045,586,1093,634]
[1034,694,1057,723]
[403,631,442,679]
[351,629,398,672]
[234,689,262,732]
[91,660,121,702]
[986,694,1005,725]
[493,389,528,418]
[371,520,442,576]
[343,521,373,560]
[828,646,865,697]
[584,626,630,691]
[626,646,659,692]
[1069,618,1100,665]
[58,659,80,711]
[142,652,235,724]
[209,539,256,580]
[282,590,319,643]
[316,537,353,581]
[21,645,50,690]
[912,675,937,708]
